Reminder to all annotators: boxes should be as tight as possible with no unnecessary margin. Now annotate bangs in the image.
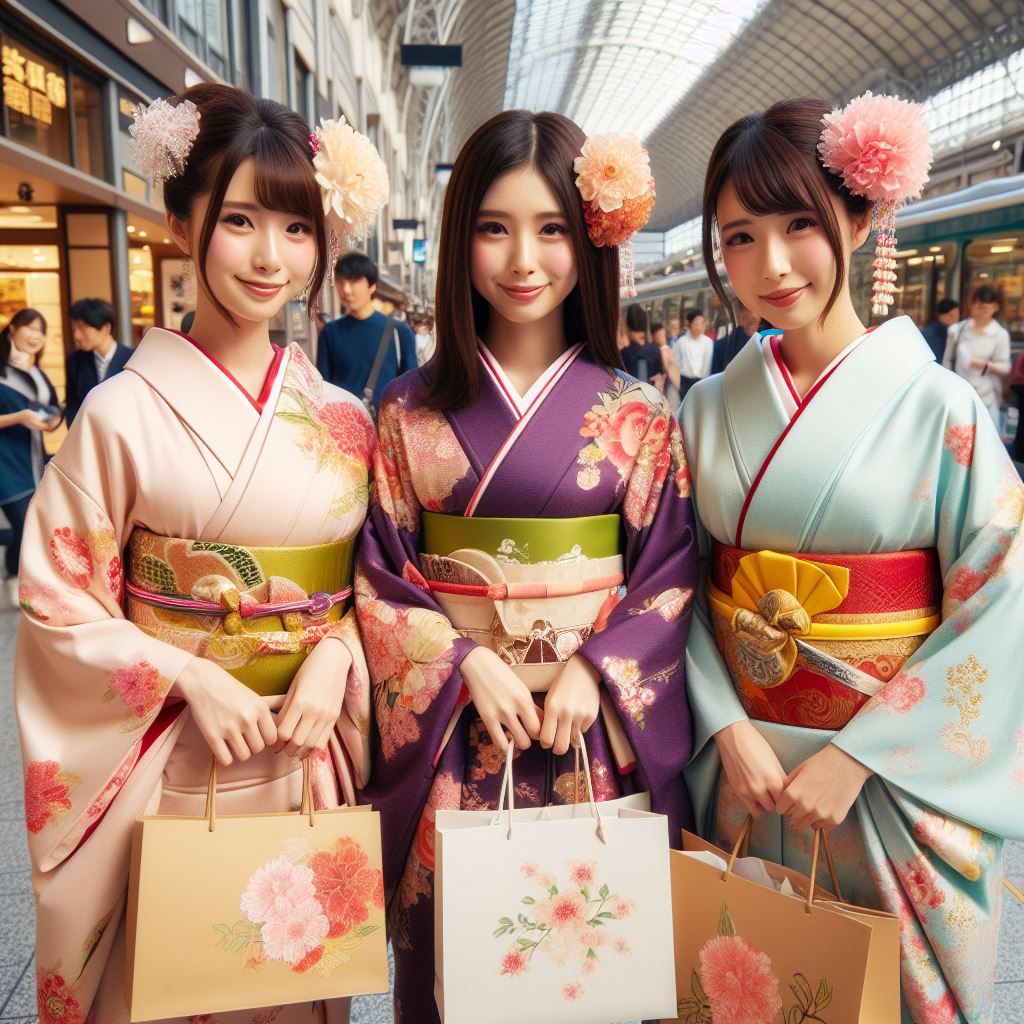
[252,130,321,221]
[722,124,821,218]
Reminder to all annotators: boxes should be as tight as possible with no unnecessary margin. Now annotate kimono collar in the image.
[126,328,289,476]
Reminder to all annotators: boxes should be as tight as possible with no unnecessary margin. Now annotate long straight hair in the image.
[425,110,621,411]
[702,98,870,325]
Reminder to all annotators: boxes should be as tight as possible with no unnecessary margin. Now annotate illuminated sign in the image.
[3,44,67,127]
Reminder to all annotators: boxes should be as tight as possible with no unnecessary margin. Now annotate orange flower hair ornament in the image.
[574,134,656,298]
[818,91,933,317]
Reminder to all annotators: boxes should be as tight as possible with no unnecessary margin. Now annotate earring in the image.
[180,255,193,288]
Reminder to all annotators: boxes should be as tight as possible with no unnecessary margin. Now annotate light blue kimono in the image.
[682,316,1024,1024]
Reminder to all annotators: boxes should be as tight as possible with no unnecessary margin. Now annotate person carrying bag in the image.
[362,313,400,418]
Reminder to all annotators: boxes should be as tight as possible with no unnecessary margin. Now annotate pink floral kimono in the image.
[16,328,374,1024]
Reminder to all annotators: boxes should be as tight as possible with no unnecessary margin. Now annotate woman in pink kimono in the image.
[15,84,388,1024]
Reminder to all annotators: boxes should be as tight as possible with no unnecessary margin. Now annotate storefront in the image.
[0,6,177,415]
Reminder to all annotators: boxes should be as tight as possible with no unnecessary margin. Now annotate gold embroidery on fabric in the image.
[940,655,991,765]
[943,893,979,954]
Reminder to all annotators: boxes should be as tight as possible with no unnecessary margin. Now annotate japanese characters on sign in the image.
[3,43,67,127]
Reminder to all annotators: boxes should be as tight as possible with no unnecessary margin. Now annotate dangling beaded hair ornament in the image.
[817,91,932,317]
[128,97,388,260]
[573,135,656,298]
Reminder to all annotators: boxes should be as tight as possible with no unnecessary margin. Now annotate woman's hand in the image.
[273,637,352,759]
[713,720,788,817]
[172,656,278,766]
[539,655,601,756]
[775,743,873,832]
[461,646,541,754]
[18,408,50,431]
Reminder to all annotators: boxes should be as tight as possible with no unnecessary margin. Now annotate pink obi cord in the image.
[124,580,352,619]
[425,574,623,601]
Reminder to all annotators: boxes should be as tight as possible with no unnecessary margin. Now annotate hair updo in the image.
[162,84,328,324]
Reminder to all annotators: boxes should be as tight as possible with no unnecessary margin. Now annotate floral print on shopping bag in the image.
[214,836,383,976]
[679,903,834,1024]
[494,861,635,1001]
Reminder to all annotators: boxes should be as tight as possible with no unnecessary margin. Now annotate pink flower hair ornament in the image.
[817,91,933,317]
[574,133,656,298]
[127,97,201,185]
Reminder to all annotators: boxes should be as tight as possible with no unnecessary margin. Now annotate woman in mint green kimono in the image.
[682,94,1023,1023]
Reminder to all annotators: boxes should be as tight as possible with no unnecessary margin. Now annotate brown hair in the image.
[0,308,47,375]
[702,98,870,324]
[426,110,621,410]
[162,84,328,325]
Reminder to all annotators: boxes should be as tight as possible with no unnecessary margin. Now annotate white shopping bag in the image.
[434,738,676,1024]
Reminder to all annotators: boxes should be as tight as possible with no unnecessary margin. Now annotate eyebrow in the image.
[221,201,262,211]
[719,218,752,231]
[476,209,568,220]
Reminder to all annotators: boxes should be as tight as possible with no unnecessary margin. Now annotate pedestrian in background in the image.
[65,298,131,426]
[921,297,960,364]
[942,283,1011,428]
[711,303,760,374]
[621,303,663,387]
[316,251,417,416]
[671,308,713,401]
[0,309,61,600]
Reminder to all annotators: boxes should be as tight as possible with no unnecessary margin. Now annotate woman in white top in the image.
[942,283,1012,426]
[671,308,714,403]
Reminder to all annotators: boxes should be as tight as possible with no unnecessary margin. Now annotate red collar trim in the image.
[167,329,284,413]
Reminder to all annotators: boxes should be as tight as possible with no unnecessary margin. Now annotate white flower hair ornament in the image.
[311,116,390,255]
[573,134,656,298]
[127,97,201,184]
[818,91,933,317]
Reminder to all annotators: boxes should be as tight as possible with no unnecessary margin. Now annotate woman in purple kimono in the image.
[355,111,697,1021]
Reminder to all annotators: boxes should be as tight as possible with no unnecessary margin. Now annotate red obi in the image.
[710,544,942,730]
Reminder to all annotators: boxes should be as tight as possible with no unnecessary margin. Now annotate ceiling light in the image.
[992,139,1001,151]
[8,206,29,214]
[896,249,918,258]
[907,257,923,266]
[127,17,155,45]
[991,245,1014,254]
[928,246,942,253]
[127,225,136,233]
[138,231,147,238]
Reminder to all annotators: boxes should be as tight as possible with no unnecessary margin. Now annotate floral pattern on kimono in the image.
[356,347,697,1023]
[15,328,373,1024]
[682,317,1024,1024]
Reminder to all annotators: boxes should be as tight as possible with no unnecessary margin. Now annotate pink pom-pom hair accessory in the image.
[818,91,933,317]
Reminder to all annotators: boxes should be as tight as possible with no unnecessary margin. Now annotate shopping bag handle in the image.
[725,815,844,910]
[204,756,315,832]
[493,732,606,843]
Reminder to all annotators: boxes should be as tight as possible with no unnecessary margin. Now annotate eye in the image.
[476,221,507,236]
[540,222,568,236]
[286,221,312,235]
[788,216,817,233]
[222,212,251,228]
[724,231,753,247]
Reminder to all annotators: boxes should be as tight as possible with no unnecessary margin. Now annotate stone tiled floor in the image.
[0,602,1020,1021]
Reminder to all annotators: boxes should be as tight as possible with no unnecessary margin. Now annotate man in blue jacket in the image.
[65,298,131,425]
[316,252,416,415]
[921,297,960,364]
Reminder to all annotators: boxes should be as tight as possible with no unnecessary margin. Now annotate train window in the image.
[893,244,956,327]
[965,236,1024,341]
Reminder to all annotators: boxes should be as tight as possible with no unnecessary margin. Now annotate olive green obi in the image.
[419,512,624,690]
[125,529,354,697]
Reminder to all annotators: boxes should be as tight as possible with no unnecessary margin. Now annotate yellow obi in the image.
[709,544,941,730]
[126,529,354,696]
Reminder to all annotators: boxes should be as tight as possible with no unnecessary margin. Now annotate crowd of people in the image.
[2,79,1022,1024]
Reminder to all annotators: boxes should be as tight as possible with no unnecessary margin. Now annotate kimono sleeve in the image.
[354,388,476,885]
[834,388,1024,841]
[15,435,193,872]
[574,395,698,820]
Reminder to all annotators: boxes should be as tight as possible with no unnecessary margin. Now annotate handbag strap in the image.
[204,756,315,832]
[363,314,398,408]
[725,815,844,908]
[494,731,606,843]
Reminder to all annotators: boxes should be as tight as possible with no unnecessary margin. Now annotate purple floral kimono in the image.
[355,342,697,1022]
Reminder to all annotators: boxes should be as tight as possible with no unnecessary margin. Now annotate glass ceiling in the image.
[503,0,769,140]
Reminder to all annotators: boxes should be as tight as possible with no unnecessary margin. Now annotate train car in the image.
[634,173,1024,343]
